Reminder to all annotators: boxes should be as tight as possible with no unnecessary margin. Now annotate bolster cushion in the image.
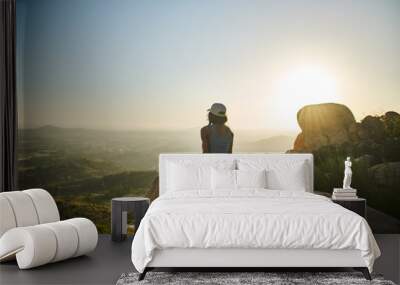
[0,189,60,238]
[0,196,17,237]
[0,218,98,269]
[23,189,60,224]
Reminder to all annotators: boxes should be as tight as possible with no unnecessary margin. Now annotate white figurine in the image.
[343,157,353,189]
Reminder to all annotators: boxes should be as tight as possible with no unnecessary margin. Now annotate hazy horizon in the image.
[17,0,400,131]
[18,124,298,145]
[18,123,296,133]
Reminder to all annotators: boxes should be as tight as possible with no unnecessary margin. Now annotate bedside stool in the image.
[111,197,150,242]
[332,198,366,218]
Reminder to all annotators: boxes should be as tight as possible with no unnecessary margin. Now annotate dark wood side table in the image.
[111,197,150,242]
[332,198,367,218]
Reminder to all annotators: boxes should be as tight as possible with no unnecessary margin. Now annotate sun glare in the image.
[272,65,339,130]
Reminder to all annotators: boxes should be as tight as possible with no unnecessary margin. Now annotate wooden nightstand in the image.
[332,198,366,218]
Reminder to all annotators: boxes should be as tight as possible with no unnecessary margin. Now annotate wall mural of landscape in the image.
[17,127,295,233]
[17,0,400,233]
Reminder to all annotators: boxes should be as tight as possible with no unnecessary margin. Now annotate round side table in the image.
[111,197,150,242]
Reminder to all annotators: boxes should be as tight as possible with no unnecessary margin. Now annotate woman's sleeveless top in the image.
[208,124,233,153]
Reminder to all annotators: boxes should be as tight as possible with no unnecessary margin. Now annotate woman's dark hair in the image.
[208,112,227,125]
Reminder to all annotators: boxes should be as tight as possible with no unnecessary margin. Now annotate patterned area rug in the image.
[116,272,396,285]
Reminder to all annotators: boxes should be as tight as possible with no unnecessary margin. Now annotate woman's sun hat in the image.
[208,103,227,117]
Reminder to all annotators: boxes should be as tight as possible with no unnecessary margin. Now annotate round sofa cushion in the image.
[0,191,39,228]
[0,189,60,239]
[0,225,57,269]
[42,221,79,262]
[23,189,60,224]
[0,218,98,269]
[64,218,98,257]
[0,196,17,237]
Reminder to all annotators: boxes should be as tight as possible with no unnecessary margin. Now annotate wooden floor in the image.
[1,235,399,285]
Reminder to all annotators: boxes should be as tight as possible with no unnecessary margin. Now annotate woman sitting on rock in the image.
[201,103,234,153]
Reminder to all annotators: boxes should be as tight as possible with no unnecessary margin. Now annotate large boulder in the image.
[293,132,305,151]
[354,154,376,168]
[294,103,357,151]
[368,162,400,188]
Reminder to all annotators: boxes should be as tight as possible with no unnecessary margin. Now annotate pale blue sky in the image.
[17,0,400,131]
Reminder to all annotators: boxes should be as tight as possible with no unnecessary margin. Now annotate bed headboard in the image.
[159,153,314,195]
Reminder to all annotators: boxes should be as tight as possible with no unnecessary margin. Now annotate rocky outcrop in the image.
[293,103,356,151]
[145,176,159,202]
[290,105,400,222]
[368,162,400,188]
[354,154,376,168]
[292,104,400,154]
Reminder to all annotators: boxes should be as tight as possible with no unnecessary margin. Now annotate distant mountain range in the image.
[19,125,295,155]
[236,135,295,153]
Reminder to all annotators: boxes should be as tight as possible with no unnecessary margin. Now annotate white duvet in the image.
[131,190,380,273]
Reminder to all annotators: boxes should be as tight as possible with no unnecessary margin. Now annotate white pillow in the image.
[266,161,307,191]
[237,159,308,191]
[211,168,236,190]
[236,169,267,189]
[211,169,267,190]
[166,160,235,192]
[167,163,210,191]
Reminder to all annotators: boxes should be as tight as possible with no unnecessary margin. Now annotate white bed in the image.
[131,154,380,280]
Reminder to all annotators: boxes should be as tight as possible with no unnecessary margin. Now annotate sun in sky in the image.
[271,65,340,130]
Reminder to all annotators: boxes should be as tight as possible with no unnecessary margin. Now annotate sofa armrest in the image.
[0,218,98,269]
[0,226,57,268]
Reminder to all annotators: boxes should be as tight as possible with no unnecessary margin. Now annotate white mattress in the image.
[131,190,380,273]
